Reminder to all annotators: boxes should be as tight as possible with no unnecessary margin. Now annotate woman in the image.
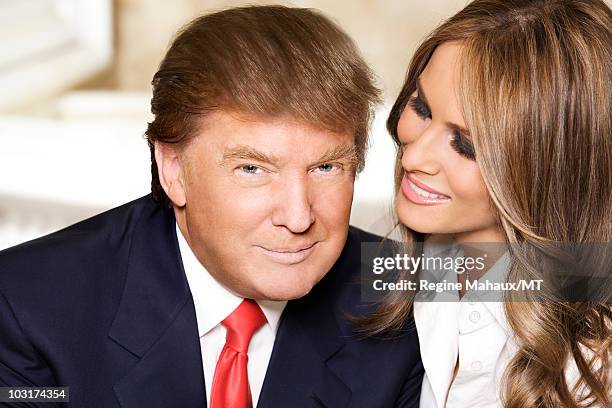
[364,1,611,407]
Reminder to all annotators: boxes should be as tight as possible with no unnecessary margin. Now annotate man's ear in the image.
[154,141,187,207]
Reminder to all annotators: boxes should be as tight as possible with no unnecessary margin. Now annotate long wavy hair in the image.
[362,1,612,406]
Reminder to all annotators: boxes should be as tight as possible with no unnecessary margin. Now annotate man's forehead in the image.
[195,110,353,138]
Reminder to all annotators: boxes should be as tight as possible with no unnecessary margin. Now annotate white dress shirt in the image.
[414,242,514,408]
[176,224,287,407]
[414,242,585,407]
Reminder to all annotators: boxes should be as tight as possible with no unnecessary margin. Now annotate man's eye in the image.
[317,163,335,172]
[239,165,262,174]
[312,163,341,174]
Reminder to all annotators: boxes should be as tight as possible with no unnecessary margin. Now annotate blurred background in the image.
[0,0,479,249]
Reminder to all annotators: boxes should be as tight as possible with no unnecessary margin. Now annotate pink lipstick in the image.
[401,173,450,206]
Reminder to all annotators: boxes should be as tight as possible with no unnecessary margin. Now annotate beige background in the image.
[93,0,471,101]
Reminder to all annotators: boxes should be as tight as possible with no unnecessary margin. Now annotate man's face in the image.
[168,111,356,300]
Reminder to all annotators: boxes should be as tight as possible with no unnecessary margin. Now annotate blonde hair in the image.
[366,1,612,406]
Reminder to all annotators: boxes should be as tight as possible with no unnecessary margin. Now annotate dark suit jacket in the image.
[0,195,423,407]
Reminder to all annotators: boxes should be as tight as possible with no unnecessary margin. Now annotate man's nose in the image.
[270,174,315,233]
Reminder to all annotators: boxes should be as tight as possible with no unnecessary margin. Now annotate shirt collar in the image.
[477,251,513,334]
[420,239,513,332]
[175,223,287,338]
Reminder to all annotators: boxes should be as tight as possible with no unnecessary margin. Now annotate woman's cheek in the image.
[447,161,492,216]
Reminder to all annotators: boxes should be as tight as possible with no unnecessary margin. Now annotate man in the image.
[0,6,422,407]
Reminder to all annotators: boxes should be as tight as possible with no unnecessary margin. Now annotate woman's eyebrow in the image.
[447,123,472,138]
[417,77,471,138]
[416,77,431,108]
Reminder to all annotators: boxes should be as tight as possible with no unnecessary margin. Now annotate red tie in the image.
[210,299,267,408]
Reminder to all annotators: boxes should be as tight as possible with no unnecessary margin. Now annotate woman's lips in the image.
[255,242,318,265]
[401,173,451,206]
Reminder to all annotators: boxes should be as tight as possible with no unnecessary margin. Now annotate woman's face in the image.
[395,41,501,243]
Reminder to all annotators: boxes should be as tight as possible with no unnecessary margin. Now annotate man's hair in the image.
[145,5,380,206]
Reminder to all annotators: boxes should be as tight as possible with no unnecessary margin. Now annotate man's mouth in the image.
[255,242,318,265]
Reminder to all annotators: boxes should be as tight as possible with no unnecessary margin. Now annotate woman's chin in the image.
[399,219,438,234]
[395,197,443,234]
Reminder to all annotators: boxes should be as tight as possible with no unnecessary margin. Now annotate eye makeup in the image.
[407,93,476,161]
[450,130,476,160]
[407,94,431,120]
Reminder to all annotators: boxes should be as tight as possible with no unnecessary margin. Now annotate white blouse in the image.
[414,296,515,407]
[413,242,588,407]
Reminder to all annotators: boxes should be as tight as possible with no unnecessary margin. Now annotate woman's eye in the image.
[408,95,431,120]
[450,132,476,160]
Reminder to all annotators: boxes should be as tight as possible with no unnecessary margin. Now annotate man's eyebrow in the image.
[316,143,358,166]
[219,145,280,166]
[416,77,471,138]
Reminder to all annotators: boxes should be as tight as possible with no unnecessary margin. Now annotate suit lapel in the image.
[258,287,351,408]
[108,201,206,407]
[113,296,206,407]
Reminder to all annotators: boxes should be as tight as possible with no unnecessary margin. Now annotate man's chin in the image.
[249,275,321,301]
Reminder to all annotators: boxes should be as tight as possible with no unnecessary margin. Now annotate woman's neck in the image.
[427,226,507,295]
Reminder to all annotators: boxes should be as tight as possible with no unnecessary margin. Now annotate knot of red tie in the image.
[222,299,267,353]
